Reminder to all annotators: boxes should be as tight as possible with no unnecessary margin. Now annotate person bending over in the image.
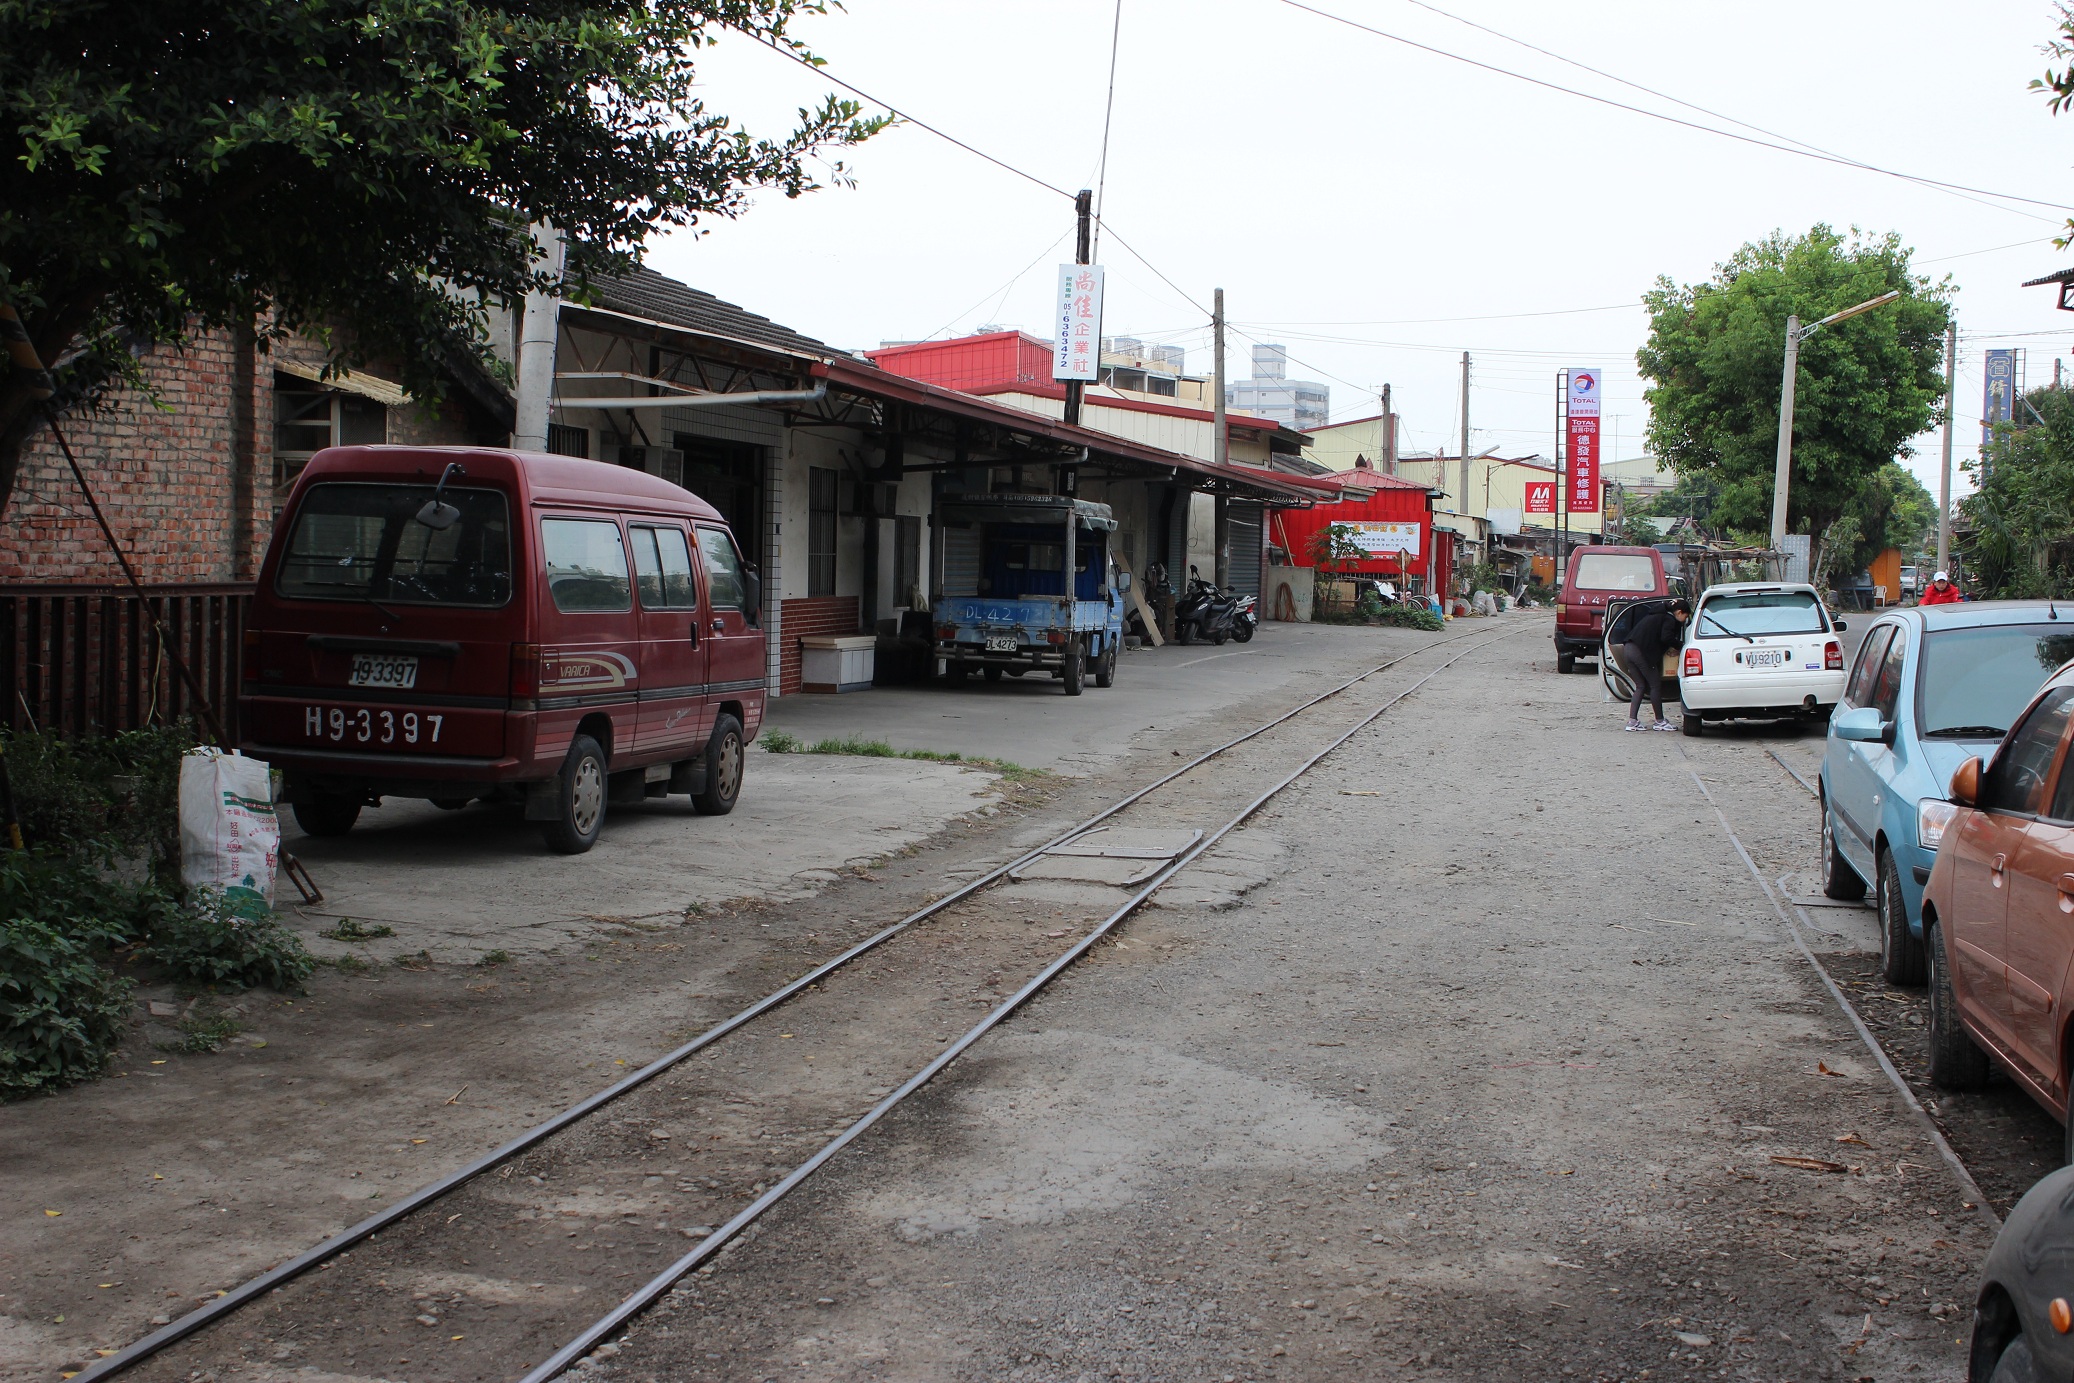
[1623,599,1691,732]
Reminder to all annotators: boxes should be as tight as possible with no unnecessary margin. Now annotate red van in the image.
[240,446,765,853]
[1553,545,1670,674]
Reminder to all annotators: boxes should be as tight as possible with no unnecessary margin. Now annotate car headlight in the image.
[1918,799,1958,851]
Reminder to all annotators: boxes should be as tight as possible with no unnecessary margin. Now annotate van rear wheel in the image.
[539,734,607,855]
[692,714,744,816]
[293,795,361,838]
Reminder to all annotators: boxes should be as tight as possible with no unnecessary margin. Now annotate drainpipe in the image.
[512,223,565,451]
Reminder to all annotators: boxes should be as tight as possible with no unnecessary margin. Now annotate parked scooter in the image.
[1231,591,1257,643]
[1174,566,1237,645]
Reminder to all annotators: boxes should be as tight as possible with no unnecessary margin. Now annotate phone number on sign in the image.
[303,706,444,745]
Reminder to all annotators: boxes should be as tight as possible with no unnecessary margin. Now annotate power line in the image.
[919,229,1071,342]
[1274,0,2074,216]
[1088,0,1126,264]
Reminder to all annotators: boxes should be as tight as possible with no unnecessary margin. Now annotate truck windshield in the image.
[1694,591,1826,638]
[1917,623,2074,738]
[277,482,512,608]
[1572,554,1656,591]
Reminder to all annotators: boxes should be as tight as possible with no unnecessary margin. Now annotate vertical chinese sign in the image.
[1054,265,1105,382]
[1565,368,1601,514]
[1524,480,1555,515]
[1982,349,2016,446]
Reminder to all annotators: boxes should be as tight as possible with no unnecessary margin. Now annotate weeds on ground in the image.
[476,950,511,967]
[139,890,315,993]
[324,953,372,975]
[156,1008,242,1054]
[319,918,395,942]
[759,732,1042,782]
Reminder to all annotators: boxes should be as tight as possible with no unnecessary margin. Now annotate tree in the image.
[0,0,885,513]
[1961,387,2074,599]
[1636,226,1951,570]
[1835,461,1936,576]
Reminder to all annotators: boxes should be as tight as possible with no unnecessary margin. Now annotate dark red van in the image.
[1553,545,1669,673]
[240,446,765,853]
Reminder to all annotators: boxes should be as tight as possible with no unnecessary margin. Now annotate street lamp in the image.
[1770,290,1903,551]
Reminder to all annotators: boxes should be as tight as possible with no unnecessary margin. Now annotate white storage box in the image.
[800,634,876,693]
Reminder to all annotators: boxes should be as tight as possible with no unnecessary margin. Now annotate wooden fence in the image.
[1,584,252,741]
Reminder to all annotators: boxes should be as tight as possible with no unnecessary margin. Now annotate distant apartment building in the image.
[1227,344,1329,431]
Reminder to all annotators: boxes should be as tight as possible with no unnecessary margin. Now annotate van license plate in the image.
[348,653,418,689]
[1744,649,1787,669]
[985,635,1017,653]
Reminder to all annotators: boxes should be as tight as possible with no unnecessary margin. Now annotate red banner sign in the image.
[1524,480,1555,515]
[1565,368,1602,514]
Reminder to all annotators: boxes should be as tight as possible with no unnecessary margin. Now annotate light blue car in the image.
[1820,600,2074,983]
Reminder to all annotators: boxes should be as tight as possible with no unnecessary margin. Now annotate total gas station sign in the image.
[1565,368,1601,514]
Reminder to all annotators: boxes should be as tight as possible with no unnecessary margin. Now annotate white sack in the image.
[179,748,279,907]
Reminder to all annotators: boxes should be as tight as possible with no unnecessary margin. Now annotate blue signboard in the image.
[1984,348,2017,443]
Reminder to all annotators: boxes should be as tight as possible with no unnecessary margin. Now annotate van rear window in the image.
[1571,554,1657,592]
[277,483,511,607]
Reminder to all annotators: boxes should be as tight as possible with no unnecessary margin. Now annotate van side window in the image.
[542,518,631,613]
[1843,625,1894,707]
[630,525,698,610]
[697,527,747,610]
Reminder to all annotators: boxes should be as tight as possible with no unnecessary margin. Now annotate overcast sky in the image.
[649,0,2074,501]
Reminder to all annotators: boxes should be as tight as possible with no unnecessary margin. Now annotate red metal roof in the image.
[1231,462,1434,494]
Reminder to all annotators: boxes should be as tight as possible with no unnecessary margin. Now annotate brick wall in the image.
[2,328,269,585]
[777,596,862,695]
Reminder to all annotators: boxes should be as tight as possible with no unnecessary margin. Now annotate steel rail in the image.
[1764,746,1821,798]
[1681,752,1999,1230]
[520,626,1528,1383]
[74,624,1499,1383]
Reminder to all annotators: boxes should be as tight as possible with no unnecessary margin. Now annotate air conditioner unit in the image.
[618,446,686,488]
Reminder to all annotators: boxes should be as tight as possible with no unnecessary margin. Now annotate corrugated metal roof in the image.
[2023,267,2074,287]
[576,266,836,359]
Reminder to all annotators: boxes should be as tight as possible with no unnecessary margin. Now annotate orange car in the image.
[1922,656,2074,1161]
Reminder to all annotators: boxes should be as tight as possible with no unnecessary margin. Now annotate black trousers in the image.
[1623,642,1665,720]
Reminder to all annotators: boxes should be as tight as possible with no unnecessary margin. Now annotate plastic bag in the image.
[179,748,279,907]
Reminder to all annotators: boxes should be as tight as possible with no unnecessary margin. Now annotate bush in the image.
[1374,604,1444,632]
[3,724,189,874]
[139,890,315,992]
[0,852,137,1099]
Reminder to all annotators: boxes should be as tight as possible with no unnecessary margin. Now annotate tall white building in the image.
[1227,343,1328,432]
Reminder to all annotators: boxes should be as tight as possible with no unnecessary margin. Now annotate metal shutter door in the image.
[1226,501,1263,599]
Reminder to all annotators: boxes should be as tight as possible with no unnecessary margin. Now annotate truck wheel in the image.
[692,714,744,816]
[1094,645,1116,688]
[1820,802,1867,900]
[1557,652,1575,675]
[1062,644,1085,696]
[1926,921,1990,1090]
[1878,848,1926,985]
[293,795,361,838]
[538,734,607,854]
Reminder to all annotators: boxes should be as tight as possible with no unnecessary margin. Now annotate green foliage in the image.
[758,730,802,754]
[1373,604,1444,632]
[1463,561,1504,595]
[476,949,512,967]
[157,1006,241,1054]
[1307,524,1368,576]
[1833,462,1936,578]
[1638,226,1951,557]
[0,851,136,1099]
[138,889,315,992]
[319,918,394,942]
[2,724,189,873]
[1960,387,2074,599]
[757,732,1040,781]
[0,0,887,508]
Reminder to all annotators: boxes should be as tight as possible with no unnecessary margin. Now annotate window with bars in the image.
[808,467,838,597]
[273,384,386,487]
[546,423,589,459]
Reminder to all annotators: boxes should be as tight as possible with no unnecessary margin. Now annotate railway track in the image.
[79,624,1526,1383]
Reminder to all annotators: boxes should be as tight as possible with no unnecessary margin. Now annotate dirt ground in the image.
[5,617,2018,1381]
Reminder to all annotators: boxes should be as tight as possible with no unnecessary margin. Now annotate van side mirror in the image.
[1950,756,1982,808]
[742,566,762,627]
[1832,706,1888,744]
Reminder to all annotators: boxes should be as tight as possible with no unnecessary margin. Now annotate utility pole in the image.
[1212,288,1227,468]
[1381,382,1396,473]
[1937,320,1956,574]
[1769,315,1801,551]
[1062,189,1094,429]
[1458,351,1471,544]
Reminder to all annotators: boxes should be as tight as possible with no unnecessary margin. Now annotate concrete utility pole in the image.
[1770,290,1901,550]
[1381,383,1396,473]
[512,223,566,452]
[1458,351,1471,518]
[1937,320,1957,574]
[1212,288,1227,468]
[1063,189,1094,429]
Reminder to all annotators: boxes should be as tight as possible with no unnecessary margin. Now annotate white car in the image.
[1678,581,1848,736]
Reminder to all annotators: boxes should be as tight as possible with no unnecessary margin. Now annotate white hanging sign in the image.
[1053,264,1105,382]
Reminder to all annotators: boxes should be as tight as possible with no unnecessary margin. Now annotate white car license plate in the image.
[348,653,419,689]
[1743,648,1788,669]
[985,635,1017,653]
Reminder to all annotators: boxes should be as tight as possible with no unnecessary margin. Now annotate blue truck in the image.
[932,495,1127,696]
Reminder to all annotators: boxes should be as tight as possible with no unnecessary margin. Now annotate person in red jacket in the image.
[1918,570,1964,606]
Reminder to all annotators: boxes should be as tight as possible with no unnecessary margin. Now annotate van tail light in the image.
[509,643,541,700]
[1825,639,1843,671]
[1683,647,1703,678]
[1555,603,1568,619]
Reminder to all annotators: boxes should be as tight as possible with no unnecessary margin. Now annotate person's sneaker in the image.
[1623,720,1643,732]
[1651,719,1678,732]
